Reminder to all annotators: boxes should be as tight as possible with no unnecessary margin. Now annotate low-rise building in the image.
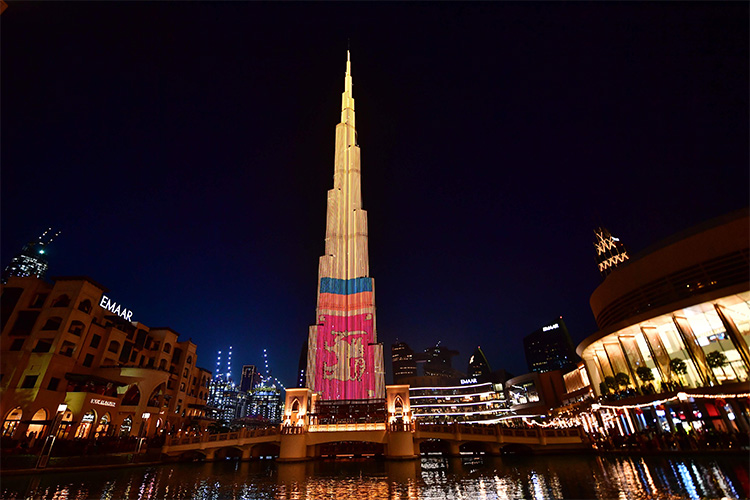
[0,276,211,442]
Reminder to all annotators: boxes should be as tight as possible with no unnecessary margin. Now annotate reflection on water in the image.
[1,454,747,500]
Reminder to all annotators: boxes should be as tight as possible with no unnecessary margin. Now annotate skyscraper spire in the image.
[306,52,385,400]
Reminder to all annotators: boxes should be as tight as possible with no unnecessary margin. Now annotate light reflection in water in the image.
[1,454,747,500]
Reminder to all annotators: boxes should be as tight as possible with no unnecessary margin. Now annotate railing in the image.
[308,422,386,433]
[167,426,280,446]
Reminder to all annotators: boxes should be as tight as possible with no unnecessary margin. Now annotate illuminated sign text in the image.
[99,295,133,322]
[460,378,478,385]
[543,323,559,332]
[90,398,117,407]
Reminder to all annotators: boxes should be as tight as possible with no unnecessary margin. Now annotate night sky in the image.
[2,2,747,387]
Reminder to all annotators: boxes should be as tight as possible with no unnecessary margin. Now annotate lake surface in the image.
[1,453,748,499]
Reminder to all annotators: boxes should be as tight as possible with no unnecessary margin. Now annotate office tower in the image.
[523,317,577,373]
[305,52,385,400]
[296,341,308,388]
[1,228,61,284]
[391,341,417,383]
[467,346,492,379]
[240,364,261,392]
[594,226,629,278]
[249,382,282,423]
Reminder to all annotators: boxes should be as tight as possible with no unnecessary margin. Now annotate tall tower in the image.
[306,52,386,401]
[1,228,61,284]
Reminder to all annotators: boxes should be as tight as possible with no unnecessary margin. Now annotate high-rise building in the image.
[240,364,260,392]
[305,52,385,401]
[467,346,492,379]
[523,317,577,373]
[207,346,238,422]
[594,226,629,278]
[391,341,417,383]
[1,228,61,284]
[249,382,282,423]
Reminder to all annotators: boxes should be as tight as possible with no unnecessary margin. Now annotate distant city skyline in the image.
[2,2,747,386]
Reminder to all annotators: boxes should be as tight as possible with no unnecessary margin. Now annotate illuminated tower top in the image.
[306,52,385,400]
[1,228,62,284]
[594,227,630,278]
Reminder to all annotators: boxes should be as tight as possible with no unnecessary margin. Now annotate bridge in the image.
[160,387,589,461]
[160,421,588,462]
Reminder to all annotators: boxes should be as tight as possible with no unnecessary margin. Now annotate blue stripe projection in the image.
[320,277,373,295]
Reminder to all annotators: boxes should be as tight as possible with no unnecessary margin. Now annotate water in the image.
[1,454,748,499]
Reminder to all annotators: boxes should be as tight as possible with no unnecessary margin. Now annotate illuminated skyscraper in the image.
[306,53,386,400]
[1,228,61,284]
[594,226,629,278]
[523,317,577,374]
[240,364,261,392]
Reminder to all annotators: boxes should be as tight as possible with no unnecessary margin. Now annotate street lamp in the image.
[36,403,67,469]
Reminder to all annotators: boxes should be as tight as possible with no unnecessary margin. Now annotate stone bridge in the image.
[160,422,588,462]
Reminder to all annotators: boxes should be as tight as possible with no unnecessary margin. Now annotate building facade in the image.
[305,52,385,400]
[0,276,211,442]
[523,317,578,373]
[409,379,510,424]
[577,210,750,434]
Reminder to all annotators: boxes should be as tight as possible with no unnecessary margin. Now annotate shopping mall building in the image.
[0,276,211,442]
[576,209,749,435]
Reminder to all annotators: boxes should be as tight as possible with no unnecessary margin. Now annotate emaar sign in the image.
[99,294,134,322]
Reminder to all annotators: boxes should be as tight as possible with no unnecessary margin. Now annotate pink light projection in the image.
[313,313,378,400]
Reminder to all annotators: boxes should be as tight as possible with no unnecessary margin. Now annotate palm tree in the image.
[706,351,729,382]
[670,357,688,386]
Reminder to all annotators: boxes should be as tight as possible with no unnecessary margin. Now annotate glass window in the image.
[20,375,38,389]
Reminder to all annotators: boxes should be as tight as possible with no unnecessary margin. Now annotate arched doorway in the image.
[95,413,111,438]
[75,410,97,439]
[120,415,133,436]
[27,408,49,438]
[2,407,22,437]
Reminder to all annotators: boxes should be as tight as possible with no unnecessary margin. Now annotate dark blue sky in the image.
[2,2,747,386]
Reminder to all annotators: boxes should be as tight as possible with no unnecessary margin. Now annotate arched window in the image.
[75,410,96,439]
[51,295,70,307]
[394,396,404,417]
[41,317,63,330]
[186,356,192,365]
[183,368,188,377]
[159,359,167,370]
[180,382,186,392]
[291,398,300,413]
[122,385,141,406]
[95,413,110,438]
[107,341,120,354]
[2,407,23,437]
[68,320,85,336]
[147,384,165,407]
[27,408,49,438]
[59,340,76,357]
[120,415,133,437]
[163,343,172,354]
[78,299,92,314]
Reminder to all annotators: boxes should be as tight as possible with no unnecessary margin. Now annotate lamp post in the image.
[36,403,67,469]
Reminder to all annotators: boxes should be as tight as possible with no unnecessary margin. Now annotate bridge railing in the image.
[167,426,280,446]
[308,422,386,433]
